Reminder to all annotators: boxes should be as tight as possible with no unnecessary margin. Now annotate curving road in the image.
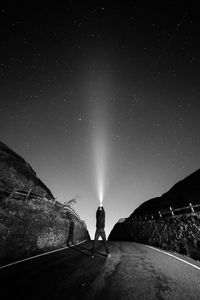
[0,241,200,299]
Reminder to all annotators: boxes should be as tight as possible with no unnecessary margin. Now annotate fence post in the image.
[5,188,16,204]
[25,188,32,202]
[158,211,162,218]
[170,206,174,217]
[189,203,194,213]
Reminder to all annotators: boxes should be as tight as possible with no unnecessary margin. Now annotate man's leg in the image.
[100,230,110,255]
[91,230,100,256]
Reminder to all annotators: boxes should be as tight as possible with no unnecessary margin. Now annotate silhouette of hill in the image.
[0,141,54,199]
[131,169,200,217]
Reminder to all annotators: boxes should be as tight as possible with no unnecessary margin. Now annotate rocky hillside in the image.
[109,168,200,261]
[109,215,200,261]
[0,197,90,266]
[0,141,90,266]
[0,141,54,199]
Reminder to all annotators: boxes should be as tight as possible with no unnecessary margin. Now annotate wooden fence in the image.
[124,202,200,223]
[0,187,50,202]
[148,202,200,220]
[0,187,81,222]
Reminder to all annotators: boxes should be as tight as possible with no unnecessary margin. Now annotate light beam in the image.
[94,132,107,205]
[88,72,112,206]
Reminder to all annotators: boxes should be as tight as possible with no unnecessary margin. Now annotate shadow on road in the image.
[68,244,91,257]
[75,243,108,257]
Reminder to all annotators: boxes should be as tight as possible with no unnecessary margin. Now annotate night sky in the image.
[1,2,200,237]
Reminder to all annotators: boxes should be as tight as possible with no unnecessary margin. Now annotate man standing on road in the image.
[91,204,111,258]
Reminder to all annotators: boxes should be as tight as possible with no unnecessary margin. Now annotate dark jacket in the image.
[96,207,105,229]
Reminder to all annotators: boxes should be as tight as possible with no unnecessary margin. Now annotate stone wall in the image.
[0,197,90,265]
[109,214,200,261]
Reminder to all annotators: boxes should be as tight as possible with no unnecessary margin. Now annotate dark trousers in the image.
[91,229,109,255]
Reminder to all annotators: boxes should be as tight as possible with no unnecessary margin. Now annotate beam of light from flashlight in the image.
[91,97,109,206]
[88,71,112,206]
[93,131,106,206]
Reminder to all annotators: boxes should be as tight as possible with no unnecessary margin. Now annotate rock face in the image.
[109,169,200,260]
[0,141,90,265]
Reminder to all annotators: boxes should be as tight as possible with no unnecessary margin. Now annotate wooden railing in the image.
[148,202,200,220]
[123,202,200,223]
[0,187,51,202]
[0,187,82,222]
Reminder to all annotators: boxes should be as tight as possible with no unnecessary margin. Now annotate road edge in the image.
[145,245,200,271]
[0,239,89,270]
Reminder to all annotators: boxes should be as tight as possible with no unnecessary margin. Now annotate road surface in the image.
[0,241,200,299]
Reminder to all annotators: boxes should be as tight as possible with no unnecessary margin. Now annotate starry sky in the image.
[1,2,200,237]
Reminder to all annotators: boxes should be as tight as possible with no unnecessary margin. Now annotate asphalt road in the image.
[0,241,200,300]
